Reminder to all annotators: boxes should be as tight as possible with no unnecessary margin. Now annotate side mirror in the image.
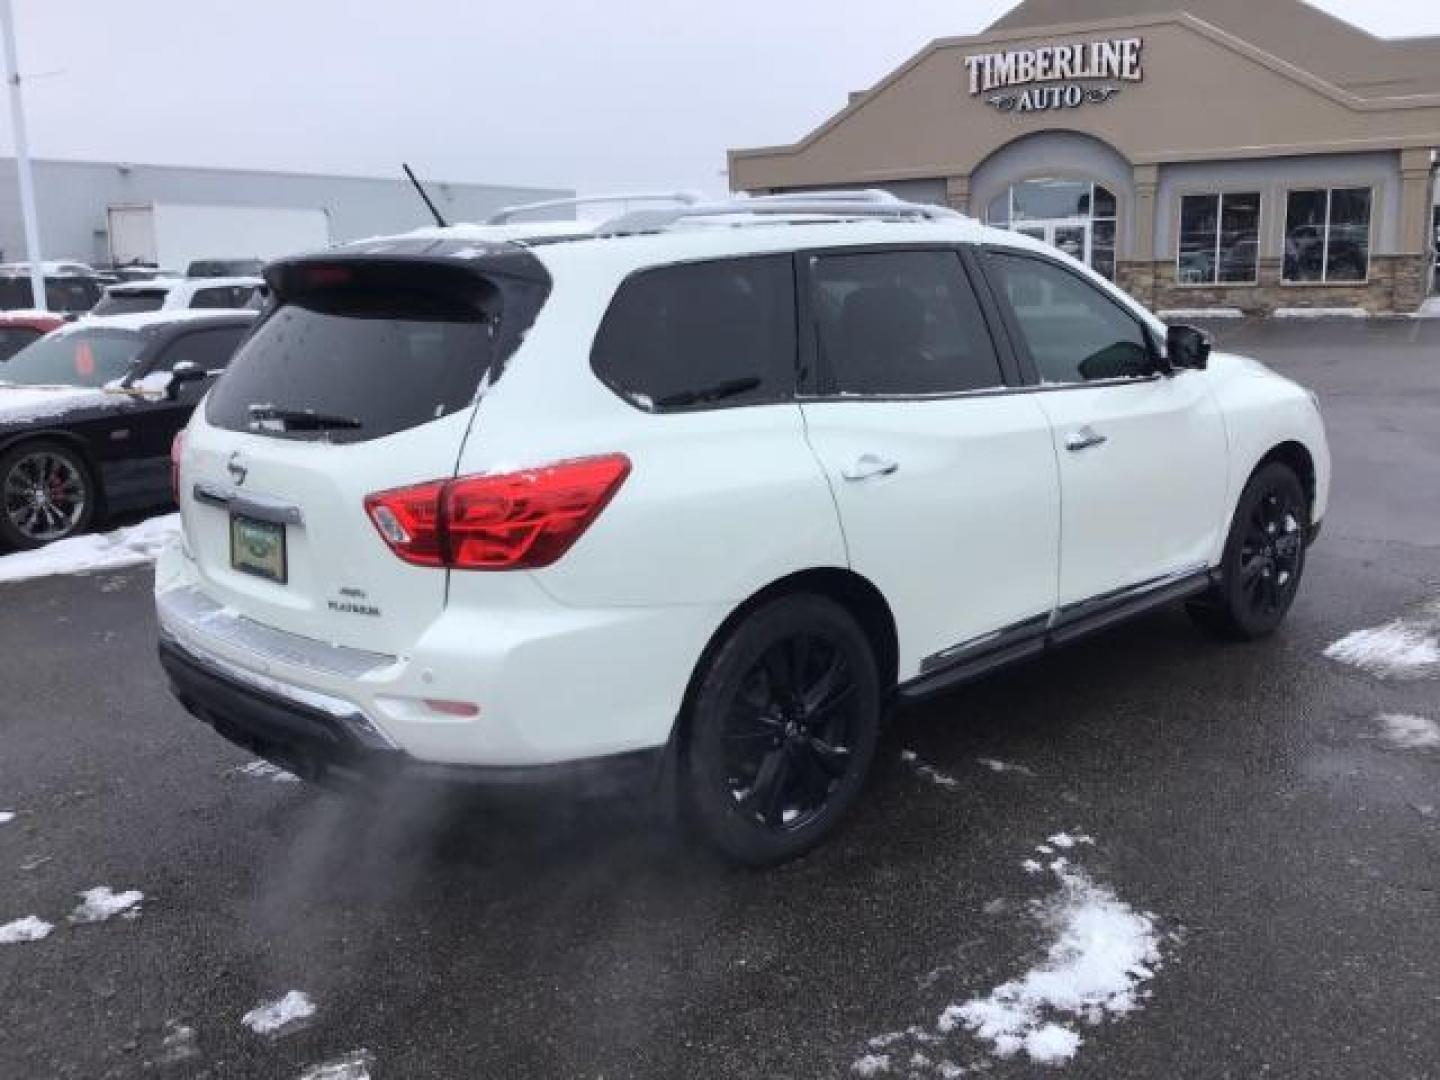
[167,361,209,401]
[1166,324,1212,371]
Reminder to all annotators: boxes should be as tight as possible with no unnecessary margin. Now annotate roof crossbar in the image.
[487,191,702,225]
[596,191,960,235]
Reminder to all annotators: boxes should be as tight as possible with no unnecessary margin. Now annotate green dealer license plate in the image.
[230,515,287,583]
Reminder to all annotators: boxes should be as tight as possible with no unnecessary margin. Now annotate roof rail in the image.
[596,194,959,236]
[749,188,902,204]
[486,191,703,225]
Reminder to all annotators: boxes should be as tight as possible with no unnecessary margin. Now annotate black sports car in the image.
[0,310,256,550]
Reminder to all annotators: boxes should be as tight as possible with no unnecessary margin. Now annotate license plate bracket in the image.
[230,515,287,584]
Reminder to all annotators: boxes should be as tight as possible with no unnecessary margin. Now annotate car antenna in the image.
[403,162,448,228]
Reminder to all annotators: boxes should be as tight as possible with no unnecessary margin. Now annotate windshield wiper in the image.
[653,376,762,410]
[247,405,363,432]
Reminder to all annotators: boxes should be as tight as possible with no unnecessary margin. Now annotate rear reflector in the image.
[364,454,631,570]
[170,430,185,504]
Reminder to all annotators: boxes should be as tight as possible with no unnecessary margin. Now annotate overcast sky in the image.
[6,1,1440,197]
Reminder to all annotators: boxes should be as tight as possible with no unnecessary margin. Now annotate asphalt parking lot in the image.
[2,319,1438,1080]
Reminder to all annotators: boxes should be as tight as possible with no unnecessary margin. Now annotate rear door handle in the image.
[1065,426,1108,453]
[841,454,899,482]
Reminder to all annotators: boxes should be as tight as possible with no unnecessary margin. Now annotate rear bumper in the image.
[158,634,663,793]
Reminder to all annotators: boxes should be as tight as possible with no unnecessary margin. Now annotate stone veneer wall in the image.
[1117,255,1432,315]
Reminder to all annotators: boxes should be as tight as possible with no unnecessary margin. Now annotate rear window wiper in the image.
[653,376,762,410]
[247,405,364,432]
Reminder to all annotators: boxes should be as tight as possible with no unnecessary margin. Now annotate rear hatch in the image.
[179,244,549,656]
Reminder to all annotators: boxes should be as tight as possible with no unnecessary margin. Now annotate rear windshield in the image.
[0,329,144,388]
[92,290,167,316]
[206,294,498,443]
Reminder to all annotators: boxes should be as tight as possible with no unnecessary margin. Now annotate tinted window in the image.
[190,285,256,310]
[155,326,246,373]
[93,290,168,316]
[0,327,41,362]
[187,259,263,278]
[809,250,1002,396]
[207,295,499,443]
[0,329,144,388]
[591,256,795,411]
[0,277,101,313]
[988,252,1151,384]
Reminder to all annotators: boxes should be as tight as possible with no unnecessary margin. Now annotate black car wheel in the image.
[1188,462,1308,641]
[684,594,881,866]
[0,441,96,550]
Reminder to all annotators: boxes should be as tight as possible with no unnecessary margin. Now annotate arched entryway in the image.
[968,131,1136,281]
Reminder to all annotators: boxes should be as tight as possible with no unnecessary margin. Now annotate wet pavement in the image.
[1,319,1437,1079]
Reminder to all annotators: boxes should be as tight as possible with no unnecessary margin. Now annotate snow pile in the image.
[1272,307,1368,320]
[1158,307,1244,320]
[297,1050,374,1080]
[242,991,317,1036]
[0,810,14,824]
[979,758,1034,776]
[1378,713,1440,750]
[1324,619,1440,679]
[233,759,301,783]
[939,863,1161,1065]
[0,915,54,943]
[70,886,144,924]
[855,835,1169,1072]
[900,749,961,790]
[0,513,178,585]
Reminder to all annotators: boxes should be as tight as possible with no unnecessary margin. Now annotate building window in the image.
[1283,187,1372,284]
[985,178,1118,280]
[1177,192,1260,285]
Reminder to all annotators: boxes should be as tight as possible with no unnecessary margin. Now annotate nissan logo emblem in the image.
[227,453,248,486]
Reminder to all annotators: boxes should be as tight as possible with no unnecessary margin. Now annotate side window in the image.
[156,327,246,374]
[808,250,1002,396]
[987,253,1151,384]
[591,256,795,412]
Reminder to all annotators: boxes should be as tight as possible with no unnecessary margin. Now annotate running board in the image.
[897,568,1215,704]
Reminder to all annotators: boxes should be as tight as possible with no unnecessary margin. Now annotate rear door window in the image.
[190,285,256,309]
[807,250,1004,396]
[207,291,500,443]
[590,256,795,411]
[153,326,247,373]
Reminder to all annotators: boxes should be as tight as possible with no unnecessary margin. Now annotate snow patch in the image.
[297,1050,374,1079]
[0,386,129,423]
[1158,307,1243,320]
[939,863,1161,1066]
[0,915,54,943]
[0,811,14,824]
[157,1021,199,1065]
[0,513,178,585]
[70,886,143,924]
[1325,619,1440,679]
[851,1053,891,1076]
[900,749,961,790]
[1378,713,1440,750]
[978,757,1034,776]
[1415,298,1440,319]
[242,990,317,1036]
[233,759,301,783]
[1272,307,1368,320]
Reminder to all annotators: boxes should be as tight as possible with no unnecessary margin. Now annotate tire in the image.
[0,440,97,551]
[1188,461,1308,641]
[682,593,881,867]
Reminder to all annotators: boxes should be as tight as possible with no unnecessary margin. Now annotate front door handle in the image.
[841,454,899,482]
[1065,426,1108,453]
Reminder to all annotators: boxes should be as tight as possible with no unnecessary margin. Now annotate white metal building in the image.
[1,157,572,267]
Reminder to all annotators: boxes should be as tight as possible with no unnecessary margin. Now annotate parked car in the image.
[0,264,106,314]
[0,309,256,550]
[104,264,180,284]
[155,193,1330,865]
[186,258,265,279]
[91,277,264,317]
[0,311,65,362]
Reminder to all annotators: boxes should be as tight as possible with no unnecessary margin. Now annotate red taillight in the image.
[364,454,631,571]
[170,431,185,503]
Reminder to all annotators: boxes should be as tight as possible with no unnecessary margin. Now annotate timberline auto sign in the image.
[965,37,1144,114]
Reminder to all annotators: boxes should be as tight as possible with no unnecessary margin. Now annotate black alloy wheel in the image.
[685,594,881,866]
[1189,462,1308,640]
[0,441,96,550]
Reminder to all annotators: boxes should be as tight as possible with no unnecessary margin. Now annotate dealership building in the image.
[729,0,1440,314]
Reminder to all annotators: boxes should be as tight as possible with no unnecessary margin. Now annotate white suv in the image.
[92,276,263,317]
[155,192,1330,865]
